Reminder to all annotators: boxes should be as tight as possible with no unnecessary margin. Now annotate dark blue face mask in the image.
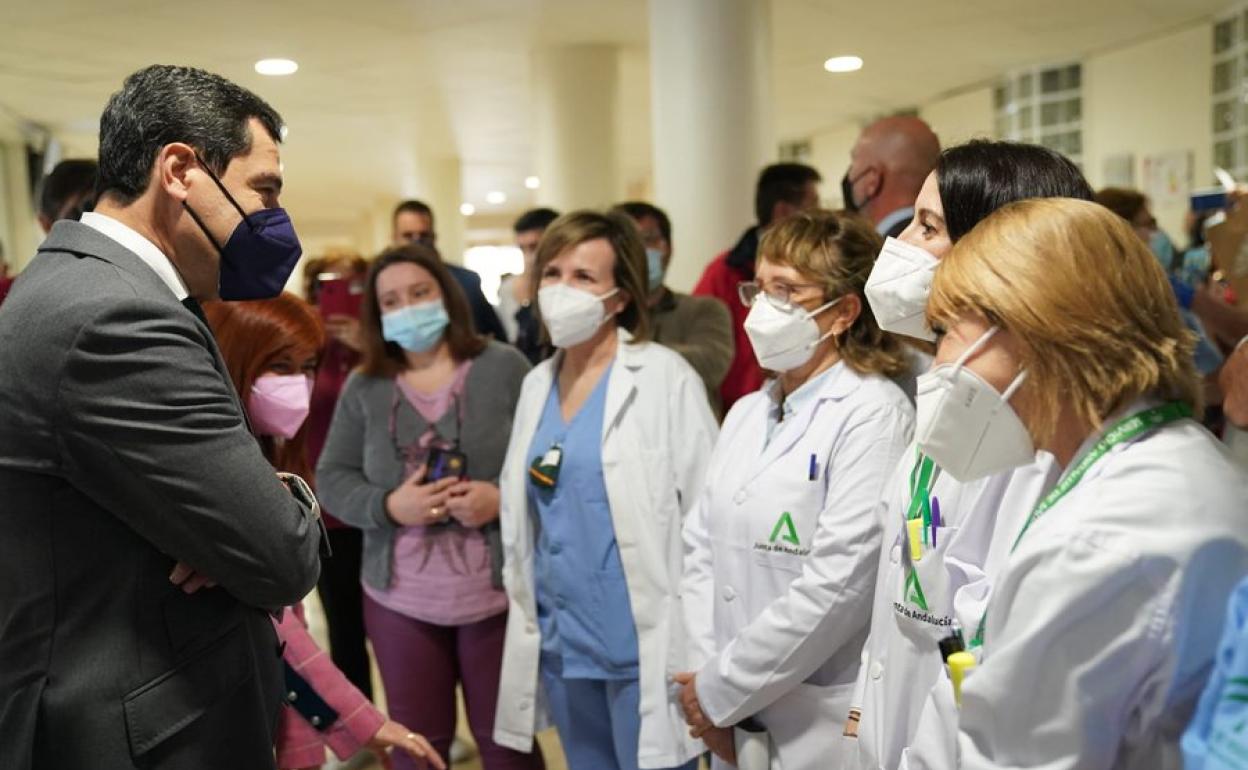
[183,153,302,300]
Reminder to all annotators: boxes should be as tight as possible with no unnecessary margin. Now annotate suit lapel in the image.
[41,221,245,417]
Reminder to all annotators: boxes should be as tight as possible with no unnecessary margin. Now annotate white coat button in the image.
[526,622,537,634]
[722,586,736,602]
[733,489,748,504]
[519,698,532,711]
[890,544,900,565]
[870,661,884,680]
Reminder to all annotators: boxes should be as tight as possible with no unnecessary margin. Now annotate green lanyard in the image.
[902,451,938,611]
[968,401,1193,648]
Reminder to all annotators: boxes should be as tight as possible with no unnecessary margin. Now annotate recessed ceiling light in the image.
[524,176,541,190]
[486,191,507,205]
[255,58,299,76]
[460,202,476,216]
[823,56,863,74]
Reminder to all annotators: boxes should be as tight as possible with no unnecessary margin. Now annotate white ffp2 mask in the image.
[538,283,619,348]
[914,326,1034,482]
[865,236,940,341]
[744,295,841,372]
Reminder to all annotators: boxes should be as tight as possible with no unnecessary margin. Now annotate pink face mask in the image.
[248,374,313,439]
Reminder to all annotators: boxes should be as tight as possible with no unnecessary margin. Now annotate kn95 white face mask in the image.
[864,236,940,342]
[914,326,1034,482]
[538,283,619,348]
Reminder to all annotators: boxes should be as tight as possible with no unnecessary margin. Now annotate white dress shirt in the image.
[81,212,189,300]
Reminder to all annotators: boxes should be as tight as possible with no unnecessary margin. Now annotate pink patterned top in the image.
[362,358,508,626]
[273,603,386,769]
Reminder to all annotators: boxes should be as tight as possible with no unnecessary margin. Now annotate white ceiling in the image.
[0,0,1230,232]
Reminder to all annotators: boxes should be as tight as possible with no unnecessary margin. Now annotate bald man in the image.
[842,116,941,238]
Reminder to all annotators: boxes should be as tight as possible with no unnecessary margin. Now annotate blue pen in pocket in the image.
[931,496,941,547]
[808,453,817,481]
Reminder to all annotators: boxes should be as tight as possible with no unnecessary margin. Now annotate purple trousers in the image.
[363,595,545,770]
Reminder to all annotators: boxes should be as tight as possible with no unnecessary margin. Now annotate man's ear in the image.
[157,143,198,203]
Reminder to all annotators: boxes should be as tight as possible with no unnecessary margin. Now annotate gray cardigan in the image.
[317,341,531,590]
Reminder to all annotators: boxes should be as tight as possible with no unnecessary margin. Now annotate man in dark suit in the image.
[0,65,322,770]
[391,199,508,342]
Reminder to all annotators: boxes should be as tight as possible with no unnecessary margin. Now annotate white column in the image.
[420,155,466,266]
[533,45,619,212]
[0,141,40,274]
[649,0,773,292]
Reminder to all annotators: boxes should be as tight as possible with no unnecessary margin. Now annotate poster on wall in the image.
[1142,151,1193,208]
[1102,153,1135,188]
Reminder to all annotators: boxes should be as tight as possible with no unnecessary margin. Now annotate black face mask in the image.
[841,167,873,213]
[840,172,858,213]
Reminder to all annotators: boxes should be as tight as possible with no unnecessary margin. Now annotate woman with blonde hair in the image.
[674,209,914,768]
[906,197,1248,769]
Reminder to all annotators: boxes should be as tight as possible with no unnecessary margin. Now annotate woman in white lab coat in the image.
[675,210,914,769]
[848,140,1095,770]
[904,197,1248,769]
[492,211,717,770]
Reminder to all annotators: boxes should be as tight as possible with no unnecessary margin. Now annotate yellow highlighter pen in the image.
[907,518,924,562]
[947,651,976,707]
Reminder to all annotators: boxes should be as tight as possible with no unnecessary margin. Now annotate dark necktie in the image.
[181,296,208,326]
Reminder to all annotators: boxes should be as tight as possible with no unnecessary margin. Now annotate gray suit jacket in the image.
[0,221,322,770]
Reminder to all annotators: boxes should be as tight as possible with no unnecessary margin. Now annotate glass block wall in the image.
[993,62,1083,165]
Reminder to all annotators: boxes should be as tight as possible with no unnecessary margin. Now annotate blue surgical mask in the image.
[382,300,449,353]
[183,153,303,301]
[1149,230,1176,273]
[646,248,665,292]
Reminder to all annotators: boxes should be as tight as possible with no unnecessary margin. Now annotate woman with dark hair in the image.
[493,211,717,770]
[201,294,443,770]
[848,139,1094,770]
[317,244,541,770]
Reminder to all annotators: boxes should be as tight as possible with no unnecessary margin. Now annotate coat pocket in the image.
[122,620,252,758]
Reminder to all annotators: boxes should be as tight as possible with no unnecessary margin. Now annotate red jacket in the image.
[693,227,763,413]
[308,339,359,528]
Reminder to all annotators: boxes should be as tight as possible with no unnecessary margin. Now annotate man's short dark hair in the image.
[393,200,434,226]
[513,207,560,234]
[39,159,98,221]
[611,201,671,244]
[97,65,284,204]
[755,162,822,226]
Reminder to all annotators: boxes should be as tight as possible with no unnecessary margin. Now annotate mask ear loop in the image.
[804,296,845,350]
[999,369,1028,404]
[193,152,253,224]
[951,325,1000,373]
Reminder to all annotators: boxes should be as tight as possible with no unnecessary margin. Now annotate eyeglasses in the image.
[737,280,824,310]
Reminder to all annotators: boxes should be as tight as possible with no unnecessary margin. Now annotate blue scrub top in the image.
[528,362,640,680]
[1183,576,1248,770]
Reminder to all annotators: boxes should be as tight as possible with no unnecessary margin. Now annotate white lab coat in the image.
[682,362,914,770]
[493,330,718,769]
[845,450,1058,770]
[901,400,1248,770]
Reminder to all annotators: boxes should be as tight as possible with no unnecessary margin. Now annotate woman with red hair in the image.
[201,293,443,770]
